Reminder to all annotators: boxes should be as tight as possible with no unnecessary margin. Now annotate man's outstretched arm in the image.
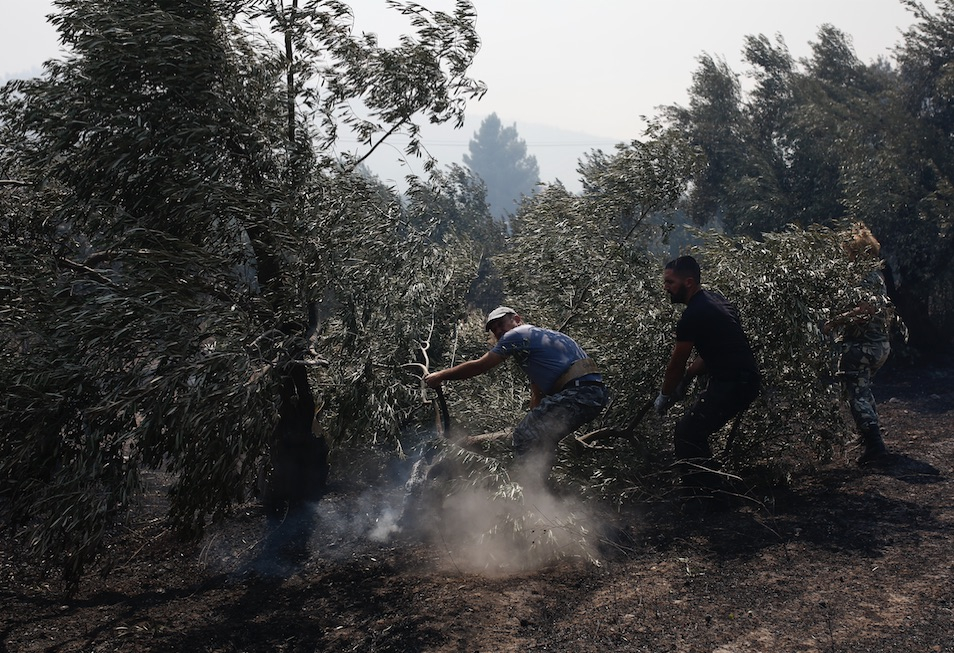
[424,351,506,388]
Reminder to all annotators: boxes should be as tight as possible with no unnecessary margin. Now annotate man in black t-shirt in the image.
[655,256,760,499]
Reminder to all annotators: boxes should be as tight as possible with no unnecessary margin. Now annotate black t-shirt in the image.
[676,289,758,379]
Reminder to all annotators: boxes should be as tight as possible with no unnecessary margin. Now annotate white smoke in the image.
[369,506,402,542]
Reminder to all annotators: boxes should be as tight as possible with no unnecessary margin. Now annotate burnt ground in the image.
[2,364,953,653]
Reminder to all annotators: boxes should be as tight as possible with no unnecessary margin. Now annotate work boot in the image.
[857,425,887,466]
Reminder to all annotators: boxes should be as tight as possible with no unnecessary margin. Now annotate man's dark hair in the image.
[665,255,701,283]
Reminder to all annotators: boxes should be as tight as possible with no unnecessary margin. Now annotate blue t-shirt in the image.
[491,323,599,394]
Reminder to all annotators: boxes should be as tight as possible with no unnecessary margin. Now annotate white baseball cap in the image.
[484,306,516,331]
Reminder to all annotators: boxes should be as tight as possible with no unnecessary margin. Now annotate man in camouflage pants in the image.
[823,223,892,465]
[425,307,609,488]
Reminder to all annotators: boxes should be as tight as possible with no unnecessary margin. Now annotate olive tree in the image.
[0,0,484,586]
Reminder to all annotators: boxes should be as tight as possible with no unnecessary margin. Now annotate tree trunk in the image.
[260,304,329,516]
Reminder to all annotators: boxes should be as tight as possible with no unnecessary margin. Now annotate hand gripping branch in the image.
[400,321,450,437]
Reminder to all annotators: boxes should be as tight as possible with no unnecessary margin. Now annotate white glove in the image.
[654,392,673,416]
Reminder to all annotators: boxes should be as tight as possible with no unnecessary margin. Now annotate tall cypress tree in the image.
[463,113,540,223]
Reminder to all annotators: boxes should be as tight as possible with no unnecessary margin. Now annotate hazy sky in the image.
[0,1,938,188]
[1,1,934,137]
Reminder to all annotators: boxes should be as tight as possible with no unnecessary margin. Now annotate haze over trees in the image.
[463,112,540,222]
[1,0,953,587]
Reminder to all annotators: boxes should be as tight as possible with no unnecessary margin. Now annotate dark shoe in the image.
[857,426,888,466]
[857,445,888,466]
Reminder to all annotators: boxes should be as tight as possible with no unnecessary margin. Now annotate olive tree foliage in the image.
[662,54,751,230]
[0,0,484,585]
[312,169,486,455]
[251,0,485,170]
[403,163,503,247]
[665,30,858,236]
[886,0,954,345]
[403,163,506,310]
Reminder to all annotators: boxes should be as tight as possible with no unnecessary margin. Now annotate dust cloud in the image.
[398,449,605,574]
[205,448,610,579]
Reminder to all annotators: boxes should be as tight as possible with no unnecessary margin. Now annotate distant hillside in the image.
[353,114,625,194]
[0,65,44,85]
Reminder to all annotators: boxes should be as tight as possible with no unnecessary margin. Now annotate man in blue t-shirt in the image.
[425,306,609,486]
[655,256,760,500]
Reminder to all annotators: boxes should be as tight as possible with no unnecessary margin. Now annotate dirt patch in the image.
[2,365,953,652]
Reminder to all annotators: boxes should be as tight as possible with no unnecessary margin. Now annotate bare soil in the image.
[2,364,953,653]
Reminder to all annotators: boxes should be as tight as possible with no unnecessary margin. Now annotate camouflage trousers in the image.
[511,384,609,483]
[836,340,890,435]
